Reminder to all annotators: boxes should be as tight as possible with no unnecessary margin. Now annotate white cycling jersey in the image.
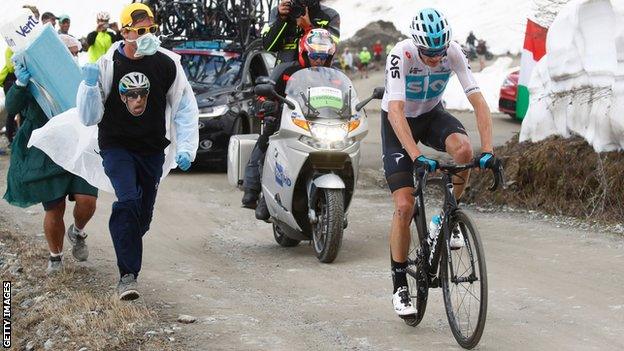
[381,39,480,118]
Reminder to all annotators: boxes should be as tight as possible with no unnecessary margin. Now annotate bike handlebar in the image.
[417,158,506,192]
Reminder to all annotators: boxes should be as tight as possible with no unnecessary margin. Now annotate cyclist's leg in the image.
[420,105,472,199]
[445,133,472,199]
[382,110,417,289]
[382,110,422,316]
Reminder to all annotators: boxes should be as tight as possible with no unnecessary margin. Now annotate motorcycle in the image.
[228,67,383,263]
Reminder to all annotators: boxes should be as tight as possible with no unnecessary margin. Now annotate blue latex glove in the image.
[477,152,498,170]
[12,54,30,86]
[414,155,438,173]
[82,63,100,87]
[176,152,192,171]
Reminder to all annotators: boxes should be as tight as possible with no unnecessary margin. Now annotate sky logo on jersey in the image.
[389,55,401,79]
[405,73,451,100]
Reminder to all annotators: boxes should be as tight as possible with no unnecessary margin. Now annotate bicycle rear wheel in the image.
[440,210,487,349]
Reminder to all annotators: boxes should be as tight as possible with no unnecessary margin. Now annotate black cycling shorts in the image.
[381,103,468,192]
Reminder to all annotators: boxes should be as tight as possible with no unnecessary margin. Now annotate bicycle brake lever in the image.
[488,163,505,192]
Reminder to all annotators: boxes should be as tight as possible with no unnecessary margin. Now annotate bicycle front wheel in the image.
[405,203,429,327]
[440,210,488,349]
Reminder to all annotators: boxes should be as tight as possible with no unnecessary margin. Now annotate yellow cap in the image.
[120,3,154,28]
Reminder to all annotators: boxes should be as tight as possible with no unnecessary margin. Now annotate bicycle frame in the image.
[411,165,478,288]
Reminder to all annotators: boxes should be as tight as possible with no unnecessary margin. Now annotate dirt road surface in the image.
[1,70,623,350]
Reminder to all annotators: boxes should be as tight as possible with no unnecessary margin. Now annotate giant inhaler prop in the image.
[1,9,82,118]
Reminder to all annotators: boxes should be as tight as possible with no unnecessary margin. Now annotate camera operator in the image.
[262,0,339,63]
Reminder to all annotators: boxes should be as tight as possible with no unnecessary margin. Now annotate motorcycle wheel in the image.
[273,223,300,247]
[312,188,344,263]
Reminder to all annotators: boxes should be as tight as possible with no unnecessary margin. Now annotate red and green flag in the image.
[517,19,548,120]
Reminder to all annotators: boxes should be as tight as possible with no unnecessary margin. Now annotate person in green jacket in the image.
[4,53,98,275]
[358,46,371,79]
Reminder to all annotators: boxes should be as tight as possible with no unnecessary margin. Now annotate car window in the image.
[180,53,244,88]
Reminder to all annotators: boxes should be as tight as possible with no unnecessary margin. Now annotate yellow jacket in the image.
[0,48,14,87]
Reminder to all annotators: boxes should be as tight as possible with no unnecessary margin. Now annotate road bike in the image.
[405,160,504,349]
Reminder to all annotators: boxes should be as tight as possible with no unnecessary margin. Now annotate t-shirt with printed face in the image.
[381,39,480,118]
[99,49,177,154]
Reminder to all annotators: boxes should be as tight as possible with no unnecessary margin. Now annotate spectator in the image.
[373,40,383,70]
[86,12,122,63]
[466,31,477,47]
[386,42,394,56]
[58,14,72,36]
[0,48,17,145]
[41,12,57,28]
[76,3,198,300]
[59,34,82,62]
[4,47,98,275]
[358,46,371,79]
[476,39,487,71]
[0,5,43,145]
[341,47,353,75]
[466,31,477,59]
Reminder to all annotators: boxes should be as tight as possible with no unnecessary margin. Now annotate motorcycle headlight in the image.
[309,122,348,142]
[300,122,354,150]
[198,105,228,118]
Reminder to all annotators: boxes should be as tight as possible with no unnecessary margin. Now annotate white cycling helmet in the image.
[410,8,452,50]
[96,11,110,21]
[119,72,150,94]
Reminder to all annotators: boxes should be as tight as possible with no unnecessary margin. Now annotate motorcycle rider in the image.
[262,0,339,63]
[381,9,499,318]
[242,28,336,219]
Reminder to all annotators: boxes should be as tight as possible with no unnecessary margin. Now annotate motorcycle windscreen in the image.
[285,67,360,121]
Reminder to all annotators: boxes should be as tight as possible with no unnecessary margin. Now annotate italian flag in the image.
[516,19,548,120]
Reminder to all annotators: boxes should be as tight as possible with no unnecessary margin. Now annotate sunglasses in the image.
[418,46,448,58]
[61,19,70,24]
[126,24,159,36]
[124,89,149,99]
[308,52,330,61]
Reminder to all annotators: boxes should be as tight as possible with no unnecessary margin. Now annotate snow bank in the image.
[444,57,516,112]
[325,0,532,55]
[520,0,624,152]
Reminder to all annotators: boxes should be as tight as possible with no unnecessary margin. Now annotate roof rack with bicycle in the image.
[132,0,277,49]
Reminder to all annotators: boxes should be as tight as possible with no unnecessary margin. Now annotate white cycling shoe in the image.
[449,227,465,250]
[393,286,417,318]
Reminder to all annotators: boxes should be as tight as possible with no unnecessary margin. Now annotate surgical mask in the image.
[131,33,161,58]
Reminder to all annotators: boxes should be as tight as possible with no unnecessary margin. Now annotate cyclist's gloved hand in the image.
[82,63,100,87]
[12,54,31,87]
[477,152,499,170]
[176,152,192,171]
[414,155,438,173]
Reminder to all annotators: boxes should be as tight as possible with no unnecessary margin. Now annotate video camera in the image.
[288,0,320,20]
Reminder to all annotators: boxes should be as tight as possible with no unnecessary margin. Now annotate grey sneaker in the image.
[117,274,140,301]
[67,224,89,261]
[46,255,63,275]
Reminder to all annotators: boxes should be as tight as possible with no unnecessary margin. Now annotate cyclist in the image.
[381,8,499,318]
[242,29,336,217]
